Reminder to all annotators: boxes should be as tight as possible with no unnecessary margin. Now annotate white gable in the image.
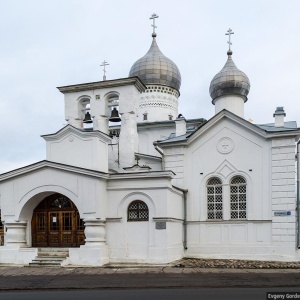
[42,125,111,172]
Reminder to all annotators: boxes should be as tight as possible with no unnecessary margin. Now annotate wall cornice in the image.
[0,160,109,182]
[57,77,146,94]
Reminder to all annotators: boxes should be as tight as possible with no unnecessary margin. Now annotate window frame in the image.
[230,176,247,220]
[206,177,223,220]
[127,200,149,222]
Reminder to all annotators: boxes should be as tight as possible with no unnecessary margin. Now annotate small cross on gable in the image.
[135,155,141,165]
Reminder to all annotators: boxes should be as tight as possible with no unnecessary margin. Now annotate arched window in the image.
[230,176,247,219]
[128,200,149,221]
[207,178,223,220]
[78,97,93,128]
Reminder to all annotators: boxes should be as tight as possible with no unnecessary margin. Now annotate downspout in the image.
[155,141,188,249]
[297,140,300,248]
[183,189,188,250]
[154,143,165,171]
[173,186,188,250]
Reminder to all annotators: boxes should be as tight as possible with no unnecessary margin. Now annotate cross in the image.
[150,13,159,34]
[222,143,229,150]
[225,28,234,51]
[100,60,109,81]
[135,155,140,165]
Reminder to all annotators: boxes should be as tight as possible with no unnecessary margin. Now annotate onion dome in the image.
[209,50,250,103]
[129,33,181,92]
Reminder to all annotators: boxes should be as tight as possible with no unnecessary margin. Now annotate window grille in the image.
[230,176,247,219]
[128,200,149,221]
[207,178,223,220]
[50,196,71,209]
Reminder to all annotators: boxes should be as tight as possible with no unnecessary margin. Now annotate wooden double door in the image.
[31,194,85,247]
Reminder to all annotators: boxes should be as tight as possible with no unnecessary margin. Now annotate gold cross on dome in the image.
[225,28,234,51]
[150,13,159,34]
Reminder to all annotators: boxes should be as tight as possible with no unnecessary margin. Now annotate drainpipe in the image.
[172,186,188,250]
[297,140,300,248]
[183,190,188,250]
[154,143,165,171]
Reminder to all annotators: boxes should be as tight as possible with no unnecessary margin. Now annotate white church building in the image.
[0,16,300,266]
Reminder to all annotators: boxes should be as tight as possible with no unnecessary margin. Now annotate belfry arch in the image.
[31,193,85,247]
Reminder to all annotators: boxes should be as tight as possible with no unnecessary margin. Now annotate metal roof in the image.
[209,52,250,103]
[129,36,181,92]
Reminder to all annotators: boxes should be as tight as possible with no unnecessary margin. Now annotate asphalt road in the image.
[0,269,300,290]
[1,288,300,300]
[0,265,300,300]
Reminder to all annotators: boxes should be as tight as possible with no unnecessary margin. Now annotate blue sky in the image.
[1,0,300,172]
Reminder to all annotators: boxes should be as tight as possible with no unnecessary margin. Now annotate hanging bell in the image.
[83,111,93,124]
[109,107,121,122]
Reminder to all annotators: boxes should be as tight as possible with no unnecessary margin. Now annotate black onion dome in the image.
[129,36,181,92]
[209,52,250,103]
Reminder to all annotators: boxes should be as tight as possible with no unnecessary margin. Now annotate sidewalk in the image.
[0,265,300,276]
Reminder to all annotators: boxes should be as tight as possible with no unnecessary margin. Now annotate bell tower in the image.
[58,77,146,169]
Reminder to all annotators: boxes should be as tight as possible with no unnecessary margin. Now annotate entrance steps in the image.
[29,248,69,267]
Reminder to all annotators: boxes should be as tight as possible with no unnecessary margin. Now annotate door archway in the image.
[31,193,85,247]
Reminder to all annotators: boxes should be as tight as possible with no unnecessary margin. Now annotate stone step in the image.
[38,252,69,257]
[32,257,66,261]
[38,248,69,252]
[29,262,63,267]
[29,248,70,267]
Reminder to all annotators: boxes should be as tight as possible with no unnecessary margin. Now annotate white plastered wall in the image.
[271,137,297,258]
[214,95,245,118]
[106,174,184,263]
[44,126,110,173]
[163,116,298,260]
[137,125,175,157]
[64,84,140,133]
[138,87,179,122]
[108,122,176,172]
[0,166,108,264]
